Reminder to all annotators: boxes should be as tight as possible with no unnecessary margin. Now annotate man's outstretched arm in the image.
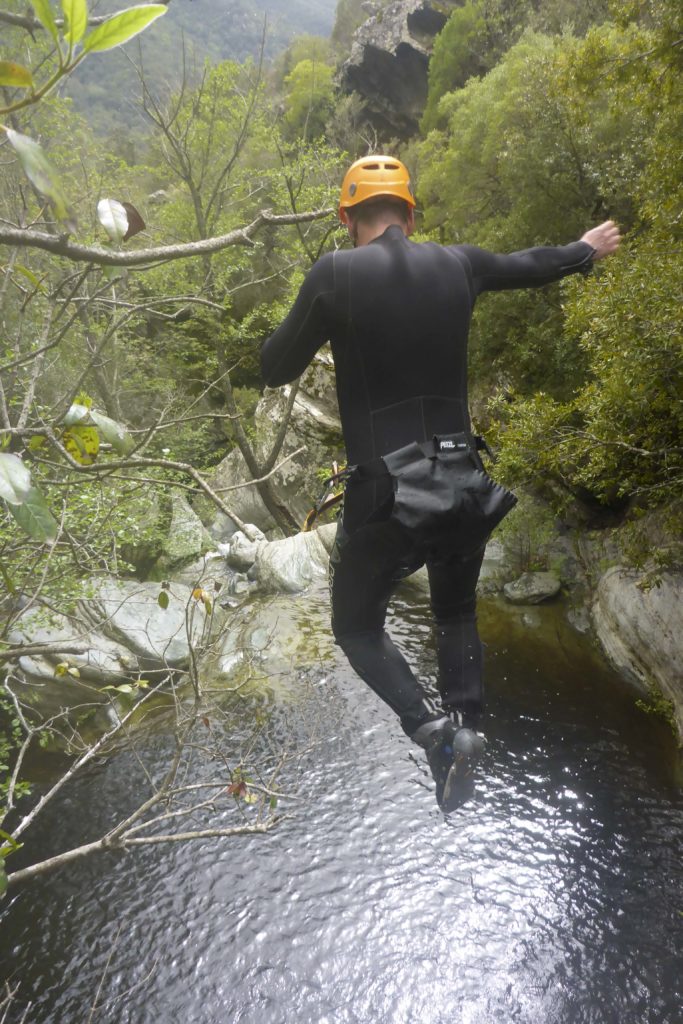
[458,220,621,294]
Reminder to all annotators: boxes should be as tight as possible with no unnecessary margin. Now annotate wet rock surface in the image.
[593,567,683,737]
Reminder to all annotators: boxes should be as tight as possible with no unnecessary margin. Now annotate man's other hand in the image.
[580,220,621,260]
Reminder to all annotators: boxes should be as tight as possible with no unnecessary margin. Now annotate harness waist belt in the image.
[356,433,483,480]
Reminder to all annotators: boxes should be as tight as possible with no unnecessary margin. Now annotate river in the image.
[1,587,682,1024]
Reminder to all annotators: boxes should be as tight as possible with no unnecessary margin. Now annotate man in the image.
[261,155,621,811]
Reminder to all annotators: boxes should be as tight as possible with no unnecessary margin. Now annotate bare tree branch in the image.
[0,208,334,266]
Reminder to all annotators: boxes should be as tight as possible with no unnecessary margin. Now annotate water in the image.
[1,589,682,1024]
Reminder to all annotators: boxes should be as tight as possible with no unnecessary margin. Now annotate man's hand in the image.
[580,220,621,260]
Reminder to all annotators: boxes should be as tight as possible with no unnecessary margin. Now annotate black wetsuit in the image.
[261,226,594,735]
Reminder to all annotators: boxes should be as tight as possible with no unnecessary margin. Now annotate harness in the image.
[302,434,505,535]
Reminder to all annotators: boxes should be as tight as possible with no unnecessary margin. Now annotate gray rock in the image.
[593,567,683,740]
[503,572,562,605]
[209,355,343,534]
[156,491,212,570]
[340,0,458,137]
[252,527,333,593]
[78,579,219,671]
[207,511,241,544]
[8,607,138,684]
[226,527,266,571]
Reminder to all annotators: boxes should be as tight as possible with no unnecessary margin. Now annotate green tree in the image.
[283,59,336,141]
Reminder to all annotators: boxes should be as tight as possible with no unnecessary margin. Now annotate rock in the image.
[209,355,343,534]
[203,580,337,688]
[593,568,683,740]
[155,491,212,571]
[78,579,221,671]
[8,607,138,684]
[252,527,334,593]
[226,527,266,571]
[339,0,458,138]
[503,572,562,605]
[207,510,241,544]
[170,550,234,591]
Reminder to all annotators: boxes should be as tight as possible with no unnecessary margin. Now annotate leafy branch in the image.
[0,1,168,116]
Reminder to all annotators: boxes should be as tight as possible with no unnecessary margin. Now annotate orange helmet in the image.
[339,155,415,220]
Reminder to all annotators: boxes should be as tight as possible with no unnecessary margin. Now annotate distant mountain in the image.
[65,0,339,133]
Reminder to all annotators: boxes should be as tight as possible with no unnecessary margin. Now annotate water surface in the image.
[2,591,681,1024]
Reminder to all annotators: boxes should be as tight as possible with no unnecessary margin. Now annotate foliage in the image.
[494,493,560,575]
[418,5,682,531]
[0,1,167,117]
[283,59,336,141]
[422,0,612,132]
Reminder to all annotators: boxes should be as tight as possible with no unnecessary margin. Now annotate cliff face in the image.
[339,0,458,138]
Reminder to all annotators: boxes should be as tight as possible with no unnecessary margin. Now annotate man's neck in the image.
[355,219,407,247]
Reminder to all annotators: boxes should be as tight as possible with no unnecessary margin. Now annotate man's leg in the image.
[329,518,442,737]
[427,545,487,728]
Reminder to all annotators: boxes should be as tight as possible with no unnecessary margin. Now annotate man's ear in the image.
[406,207,416,236]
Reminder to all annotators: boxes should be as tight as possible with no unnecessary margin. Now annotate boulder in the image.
[155,491,212,571]
[209,355,343,535]
[226,527,267,571]
[339,0,458,138]
[252,524,336,593]
[503,571,562,605]
[8,607,138,684]
[78,579,220,671]
[593,568,683,740]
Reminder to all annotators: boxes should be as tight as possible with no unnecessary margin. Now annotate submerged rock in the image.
[503,572,562,605]
[204,580,338,689]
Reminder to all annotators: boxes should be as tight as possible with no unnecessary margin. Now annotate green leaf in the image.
[8,486,58,541]
[30,0,60,42]
[0,62,34,89]
[89,410,134,453]
[10,264,47,292]
[0,830,20,853]
[61,0,88,45]
[0,453,32,505]
[157,590,169,610]
[5,129,76,233]
[82,4,167,53]
[0,860,7,900]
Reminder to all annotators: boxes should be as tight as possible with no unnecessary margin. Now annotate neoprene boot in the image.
[412,717,486,812]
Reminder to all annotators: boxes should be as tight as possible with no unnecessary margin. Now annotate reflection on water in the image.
[1,590,682,1024]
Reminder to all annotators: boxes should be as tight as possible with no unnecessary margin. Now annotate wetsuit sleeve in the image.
[260,254,335,387]
[456,241,595,295]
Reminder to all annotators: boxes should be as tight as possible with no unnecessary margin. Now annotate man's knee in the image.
[431,597,477,625]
